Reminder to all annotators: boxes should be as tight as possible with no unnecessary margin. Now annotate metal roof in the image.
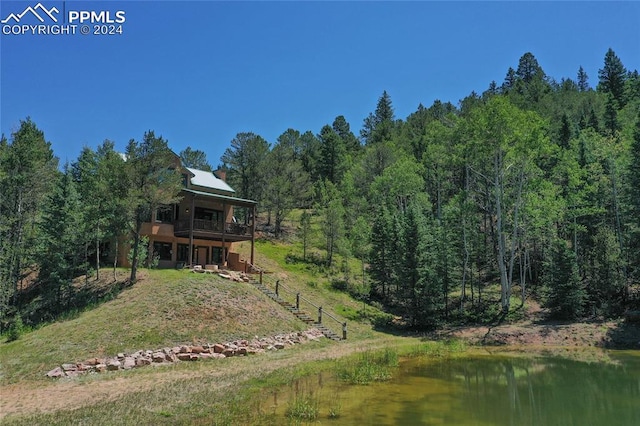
[181,188,257,207]
[186,167,235,193]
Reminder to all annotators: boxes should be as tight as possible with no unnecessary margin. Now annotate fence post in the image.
[296,293,300,310]
[318,306,323,323]
[260,270,263,285]
[342,322,347,340]
[275,280,280,296]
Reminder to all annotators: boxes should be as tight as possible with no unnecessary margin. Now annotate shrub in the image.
[6,314,26,342]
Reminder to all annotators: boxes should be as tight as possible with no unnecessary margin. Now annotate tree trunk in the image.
[113,239,118,282]
[494,153,510,314]
[95,234,100,281]
[130,216,142,283]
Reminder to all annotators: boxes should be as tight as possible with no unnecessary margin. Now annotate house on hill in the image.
[117,162,257,272]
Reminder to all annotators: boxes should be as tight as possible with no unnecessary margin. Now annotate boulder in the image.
[46,367,65,378]
[106,360,121,371]
[177,353,195,361]
[212,344,225,353]
[123,357,136,369]
[136,357,152,367]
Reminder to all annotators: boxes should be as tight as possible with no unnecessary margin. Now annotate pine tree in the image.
[125,131,183,282]
[0,119,57,329]
[515,52,545,83]
[577,66,590,91]
[264,132,311,238]
[587,226,626,316]
[603,95,620,135]
[317,125,346,184]
[332,116,360,153]
[369,206,394,301]
[179,147,211,171]
[598,48,627,107]
[559,113,572,149]
[39,165,85,313]
[627,117,640,278]
[220,132,270,202]
[317,181,344,267]
[501,67,517,93]
[544,239,585,320]
[360,91,395,145]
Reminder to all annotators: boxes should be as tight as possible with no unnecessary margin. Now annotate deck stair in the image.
[250,274,345,341]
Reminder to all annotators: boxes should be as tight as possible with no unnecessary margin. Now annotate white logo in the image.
[1,2,59,24]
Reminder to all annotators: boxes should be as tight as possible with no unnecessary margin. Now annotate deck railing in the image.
[174,219,250,236]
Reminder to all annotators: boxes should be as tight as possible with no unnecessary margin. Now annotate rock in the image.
[106,360,121,371]
[123,357,136,369]
[45,328,325,378]
[177,353,195,361]
[136,357,151,367]
[76,363,90,372]
[46,367,65,378]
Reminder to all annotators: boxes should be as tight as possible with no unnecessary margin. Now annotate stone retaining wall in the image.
[46,329,325,379]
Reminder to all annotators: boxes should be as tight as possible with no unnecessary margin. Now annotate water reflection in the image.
[263,351,640,425]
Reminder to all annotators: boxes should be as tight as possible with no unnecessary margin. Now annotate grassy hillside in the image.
[0,269,313,383]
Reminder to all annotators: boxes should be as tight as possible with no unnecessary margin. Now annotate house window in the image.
[153,242,173,261]
[211,247,222,264]
[177,244,189,262]
[194,207,223,222]
[155,205,173,223]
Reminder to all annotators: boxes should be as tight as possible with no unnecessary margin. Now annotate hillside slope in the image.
[0,269,311,383]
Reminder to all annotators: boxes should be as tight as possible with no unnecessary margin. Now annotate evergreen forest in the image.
[2,49,639,332]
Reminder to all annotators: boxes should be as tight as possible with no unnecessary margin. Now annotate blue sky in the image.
[2,1,639,167]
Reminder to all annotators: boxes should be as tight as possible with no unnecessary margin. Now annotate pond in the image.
[262,350,640,425]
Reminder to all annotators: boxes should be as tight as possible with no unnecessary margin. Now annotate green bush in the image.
[6,314,26,342]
